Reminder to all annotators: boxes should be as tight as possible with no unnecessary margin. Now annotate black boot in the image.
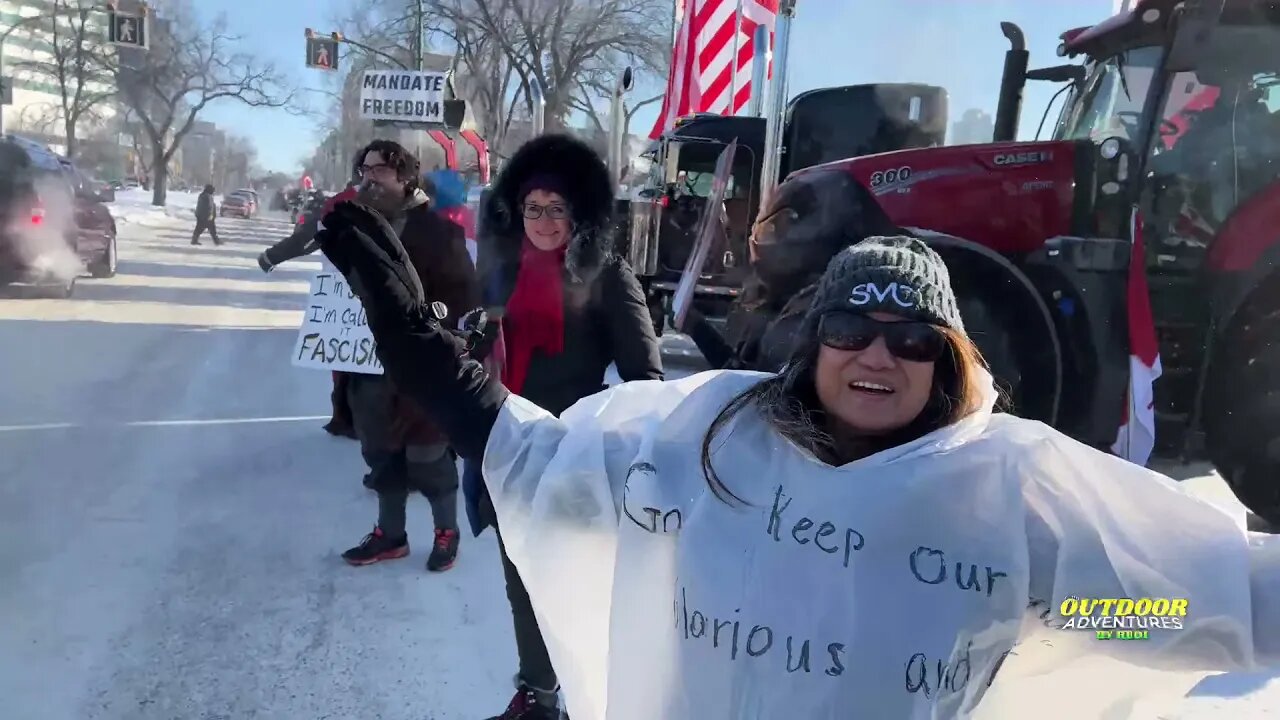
[486,682,563,720]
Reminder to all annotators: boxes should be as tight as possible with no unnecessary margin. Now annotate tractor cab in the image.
[1045,0,1280,269]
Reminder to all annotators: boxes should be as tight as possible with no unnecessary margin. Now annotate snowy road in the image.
[0,211,1276,719]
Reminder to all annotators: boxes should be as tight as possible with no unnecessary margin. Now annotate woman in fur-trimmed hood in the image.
[480,133,617,288]
[466,132,664,719]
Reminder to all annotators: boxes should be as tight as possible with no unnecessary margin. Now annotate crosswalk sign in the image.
[305,30,341,72]
[108,9,148,49]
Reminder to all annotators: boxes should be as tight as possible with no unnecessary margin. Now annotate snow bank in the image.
[108,188,207,228]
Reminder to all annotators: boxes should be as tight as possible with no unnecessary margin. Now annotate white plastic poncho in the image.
[482,369,1280,720]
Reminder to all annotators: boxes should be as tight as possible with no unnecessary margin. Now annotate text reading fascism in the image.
[297,333,382,370]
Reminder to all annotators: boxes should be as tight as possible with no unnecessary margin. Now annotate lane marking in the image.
[0,415,331,432]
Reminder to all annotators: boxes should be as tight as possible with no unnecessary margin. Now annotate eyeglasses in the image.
[522,203,569,220]
[818,312,946,363]
[358,163,394,177]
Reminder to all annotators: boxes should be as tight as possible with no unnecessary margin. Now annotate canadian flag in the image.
[1111,208,1163,466]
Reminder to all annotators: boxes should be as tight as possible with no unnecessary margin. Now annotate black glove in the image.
[460,306,500,360]
[315,200,509,461]
[317,201,426,333]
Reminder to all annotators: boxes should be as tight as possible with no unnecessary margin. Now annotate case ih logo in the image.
[993,151,1053,166]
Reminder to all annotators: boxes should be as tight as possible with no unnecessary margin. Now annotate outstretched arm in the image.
[1018,434,1280,671]
[260,220,320,272]
[315,202,507,460]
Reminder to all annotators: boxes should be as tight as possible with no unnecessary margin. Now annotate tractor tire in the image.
[955,293,1021,406]
[933,244,1060,423]
[1205,303,1280,525]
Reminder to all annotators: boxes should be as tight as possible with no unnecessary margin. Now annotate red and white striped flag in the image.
[1111,208,1163,466]
[649,0,780,139]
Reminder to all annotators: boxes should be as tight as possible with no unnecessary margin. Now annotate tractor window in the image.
[1143,22,1280,254]
[1057,45,1163,145]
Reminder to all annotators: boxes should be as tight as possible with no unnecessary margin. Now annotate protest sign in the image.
[291,258,383,375]
[359,69,448,123]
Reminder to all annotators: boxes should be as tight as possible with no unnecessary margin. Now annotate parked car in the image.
[219,190,253,219]
[219,189,258,218]
[0,136,118,297]
[77,170,114,203]
[238,189,260,216]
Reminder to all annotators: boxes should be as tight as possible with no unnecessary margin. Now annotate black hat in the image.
[802,235,964,332]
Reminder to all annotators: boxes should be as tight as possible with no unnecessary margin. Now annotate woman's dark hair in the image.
[355,139,421,194]
[699,325,995,505]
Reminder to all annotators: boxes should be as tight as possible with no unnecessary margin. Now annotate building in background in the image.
[181,120,221,186]
[950,108,995,146]
[1,0,117,156]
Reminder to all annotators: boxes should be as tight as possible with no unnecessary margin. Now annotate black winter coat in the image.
[476,133,664,414]
[195,191,215,222]
[464,133,663,536]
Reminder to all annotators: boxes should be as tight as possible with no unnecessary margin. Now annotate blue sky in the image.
[196,0,1118,173]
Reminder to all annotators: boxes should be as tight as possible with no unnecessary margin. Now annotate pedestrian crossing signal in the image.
[107,6,149,49]
[305,29,341,72]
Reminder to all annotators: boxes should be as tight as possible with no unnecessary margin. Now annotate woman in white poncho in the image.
[314,203,1280,720]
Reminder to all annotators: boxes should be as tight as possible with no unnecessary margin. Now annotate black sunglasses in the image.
[818,312,946,362]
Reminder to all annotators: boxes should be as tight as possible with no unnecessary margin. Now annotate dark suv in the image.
[0,135,117,297]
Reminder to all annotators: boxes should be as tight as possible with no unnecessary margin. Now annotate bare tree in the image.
[435,0,667,132]
[330,0,667,163]
[118,105,154,180]
[11,0,117,158]
[100,0,294,205]
[566,47,665,142]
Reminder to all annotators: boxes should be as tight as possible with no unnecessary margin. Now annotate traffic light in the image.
[305,29,342,72]
[107,2,149,49]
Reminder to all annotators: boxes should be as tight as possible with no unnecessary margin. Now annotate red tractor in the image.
[781,0,1280,522]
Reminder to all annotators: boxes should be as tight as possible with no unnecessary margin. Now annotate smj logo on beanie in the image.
[848,281,918,309]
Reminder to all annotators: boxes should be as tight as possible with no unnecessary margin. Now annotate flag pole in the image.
[730,0,743,115]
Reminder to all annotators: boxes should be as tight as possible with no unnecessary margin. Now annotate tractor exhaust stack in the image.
[758,0,797,212]
[747,24,770,117]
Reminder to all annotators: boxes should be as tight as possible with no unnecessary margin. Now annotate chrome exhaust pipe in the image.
[758,0,796,211]
[609,67,635,186]
[747,24,769,117]
[529,77,546,137]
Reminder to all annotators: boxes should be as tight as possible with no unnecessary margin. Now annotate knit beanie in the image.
[802,235,965,332]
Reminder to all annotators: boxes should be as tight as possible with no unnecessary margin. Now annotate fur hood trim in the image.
[482,133,615,282]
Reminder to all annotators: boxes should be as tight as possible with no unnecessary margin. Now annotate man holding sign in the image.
[298,139,478,572]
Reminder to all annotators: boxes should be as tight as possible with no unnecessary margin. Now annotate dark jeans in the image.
[497,529,557,693]
[191,219,219,244]
[347,374,458,537]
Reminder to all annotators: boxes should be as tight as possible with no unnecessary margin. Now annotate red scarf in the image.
[502,237,567,394]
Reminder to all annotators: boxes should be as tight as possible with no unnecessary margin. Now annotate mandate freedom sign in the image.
[359,69,447,123]
[291,258,384,375]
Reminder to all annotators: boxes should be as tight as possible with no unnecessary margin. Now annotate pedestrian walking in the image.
[314,214,1280,719]
[191,184,221,246]
[338,139,479,572]
[458,134,663,719]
